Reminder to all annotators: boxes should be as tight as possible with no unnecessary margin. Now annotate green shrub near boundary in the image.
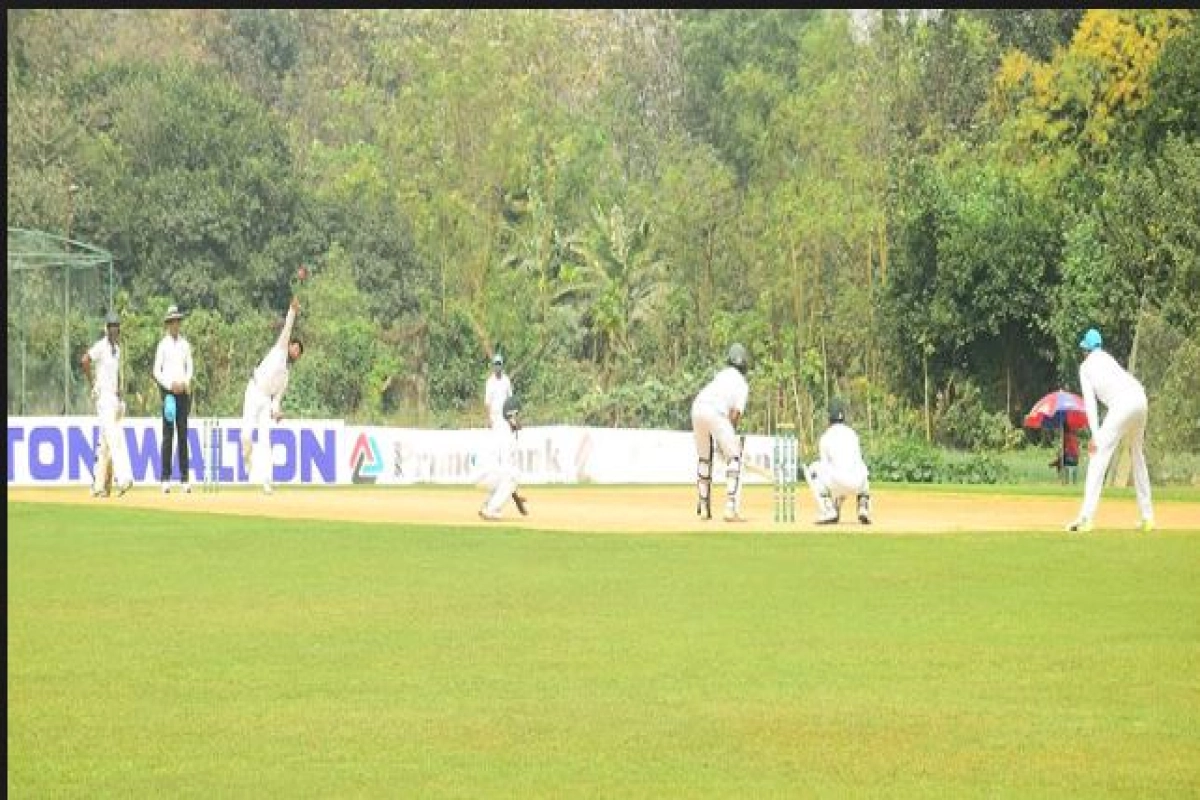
[863,438,1200,487]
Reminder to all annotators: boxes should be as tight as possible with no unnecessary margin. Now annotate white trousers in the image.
[805,461,869,505]
[1078,393,1153,522]
[240,381,275,485]
[691,402,743,511]
[483,470,519,515]
[481,427,519,515]
[691,403,740,463]
[93,394,132,491]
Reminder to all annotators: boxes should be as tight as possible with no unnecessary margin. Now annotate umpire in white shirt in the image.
[154,304,194,492]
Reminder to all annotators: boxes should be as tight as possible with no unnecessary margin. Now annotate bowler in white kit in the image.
[240,296,304,494]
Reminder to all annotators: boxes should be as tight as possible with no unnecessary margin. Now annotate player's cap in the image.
[1079,328,1102,351]
[502,395,521,418]
[727,342,749,373]
[163,304,185,323]
[828,398,846,423]
[104,311,120,327]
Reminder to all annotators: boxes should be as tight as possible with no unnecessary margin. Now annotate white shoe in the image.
[479,507,502,521]
[117,480,133,497]
[1066,517,1093,533]
[162,482,171,494]
[723,505,746,523]
[91,487,108,498]
[262,483,274,495]
[181,483,192,494]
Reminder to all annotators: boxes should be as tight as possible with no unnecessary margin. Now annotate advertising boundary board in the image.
[8,417,778,487]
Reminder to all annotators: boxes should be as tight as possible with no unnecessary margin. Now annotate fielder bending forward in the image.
[240,296,304,495]
[1067,327,1154,533]
[805,399,872,525]
[691,343,750,522]
[479,395,527,521]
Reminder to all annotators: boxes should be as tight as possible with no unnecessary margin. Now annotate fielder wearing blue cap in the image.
[1079,328,1103,351]
[1067,327,1154,533]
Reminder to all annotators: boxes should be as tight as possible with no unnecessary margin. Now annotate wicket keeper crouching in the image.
[804,399,872,525]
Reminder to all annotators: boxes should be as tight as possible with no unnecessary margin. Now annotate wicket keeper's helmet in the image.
[828,398,846,424]
[727,342,749,374]
[502,395,521,420]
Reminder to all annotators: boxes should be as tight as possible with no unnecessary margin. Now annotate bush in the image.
[935,379,1018,451]
[866,437,945,483]
[865,436,1007,484]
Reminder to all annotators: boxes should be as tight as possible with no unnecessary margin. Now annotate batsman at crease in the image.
[691,343,751,522]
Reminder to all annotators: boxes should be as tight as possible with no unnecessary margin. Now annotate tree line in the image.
[7,9,1198,469]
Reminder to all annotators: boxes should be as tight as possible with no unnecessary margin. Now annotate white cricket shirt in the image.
[818,423,869,487]
[1079,348,1146,431]
[693,366,748,418]
[154,333,194,391]
[485,372,513,423]
[87,336,121,398]
[252,306,297,400]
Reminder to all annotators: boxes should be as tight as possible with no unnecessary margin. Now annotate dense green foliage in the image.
[7,10,1199,475]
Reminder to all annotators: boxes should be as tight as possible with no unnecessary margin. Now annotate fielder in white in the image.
[240,296,304,495]
[691,343,750,522]
[1067,327,1154,533]
[81,312,133,497]
[484,352,513,436]
[478,395,528,520]
[805,399,872,525]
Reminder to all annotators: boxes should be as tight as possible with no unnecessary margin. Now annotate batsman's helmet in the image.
[503,395,521,419]
[104,311,120,328]
[828,398,846,424]
[727,342,749,374]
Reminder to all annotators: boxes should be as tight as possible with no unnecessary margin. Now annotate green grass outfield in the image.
[8,501,1200,799]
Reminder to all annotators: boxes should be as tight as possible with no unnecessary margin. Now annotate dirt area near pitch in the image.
[9,485,1198,534]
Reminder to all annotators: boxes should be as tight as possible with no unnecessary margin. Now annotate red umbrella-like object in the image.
[1023,390,1088,432]
[1025,390,1089,481]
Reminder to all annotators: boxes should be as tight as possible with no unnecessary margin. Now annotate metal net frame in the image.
[7,227,115,415]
